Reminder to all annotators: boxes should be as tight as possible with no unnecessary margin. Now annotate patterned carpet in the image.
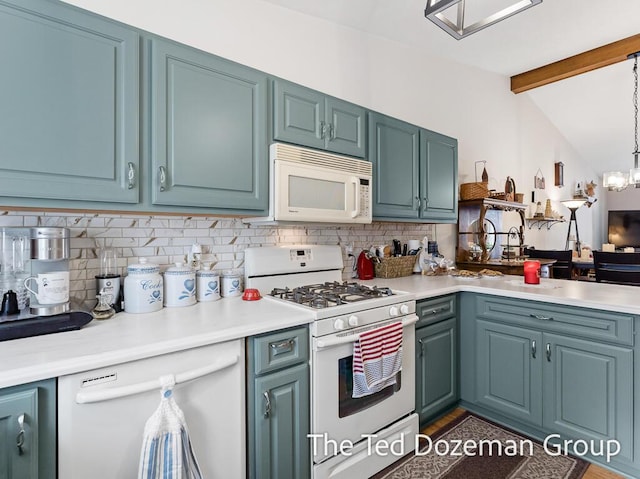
[372,412,589,479]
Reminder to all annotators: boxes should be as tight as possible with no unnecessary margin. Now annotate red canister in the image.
[523,260,541,284]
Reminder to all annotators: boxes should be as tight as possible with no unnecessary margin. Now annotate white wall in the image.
[62,0,604,256]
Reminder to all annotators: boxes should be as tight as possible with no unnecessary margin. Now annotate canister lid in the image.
[196,269,219,277]
[127,257,160,274]
[164,262,194,275]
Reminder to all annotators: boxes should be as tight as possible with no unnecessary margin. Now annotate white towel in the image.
[138,376,203,479]
[352,321,403,398]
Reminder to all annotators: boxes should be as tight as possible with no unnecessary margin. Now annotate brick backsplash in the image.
[1,211,435,307]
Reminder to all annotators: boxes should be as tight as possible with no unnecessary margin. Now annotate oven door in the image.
[311,314,417,464]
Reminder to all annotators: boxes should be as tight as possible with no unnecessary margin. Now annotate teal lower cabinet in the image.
[0,379,56,479]
[461,293,638,476]
[247,326,310,479]
[415,295,458,425]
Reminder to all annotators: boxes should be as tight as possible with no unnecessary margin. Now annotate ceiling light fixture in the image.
[424,0,542,40]
[603,53,640,191]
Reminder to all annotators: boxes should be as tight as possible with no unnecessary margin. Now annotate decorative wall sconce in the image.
[554,162,564,187]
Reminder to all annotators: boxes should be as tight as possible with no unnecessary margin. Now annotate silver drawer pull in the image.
[418,338,425,356]
[430,308,444,315]
[530,314,554,321]
[546,343,552,362]
[263,391,271,418]
[270,339,295,355]
[16,414,25,456]
[531,340,537,359]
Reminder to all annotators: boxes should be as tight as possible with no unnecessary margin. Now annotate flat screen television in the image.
[608,210,640,248]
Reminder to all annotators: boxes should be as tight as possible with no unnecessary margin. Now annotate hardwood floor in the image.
[422,408,625,479]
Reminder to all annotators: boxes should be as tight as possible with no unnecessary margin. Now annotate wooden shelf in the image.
[525,217,566,230]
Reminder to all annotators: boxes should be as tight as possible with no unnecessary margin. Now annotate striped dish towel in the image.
[352,321,403,398]
[138,381,202,479]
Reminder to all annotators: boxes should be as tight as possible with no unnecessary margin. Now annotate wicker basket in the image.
[374,256,417,278]
[460,182,489,200]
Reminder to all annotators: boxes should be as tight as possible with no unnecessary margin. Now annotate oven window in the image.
[338,355,401,418]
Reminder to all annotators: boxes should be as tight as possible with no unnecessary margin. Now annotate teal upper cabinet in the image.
[273,80,366,158]
[148,37,268,212]
[369,112,458,222]
[369,113,420,219]
[0,0,139,204]
[420,129,458,221]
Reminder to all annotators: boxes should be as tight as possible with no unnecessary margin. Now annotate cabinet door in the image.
[150,37,268,212]
[251,363,310,479]
[416,317,458,424]
[420,129,458,222]
[476,320,543,426]
[368,113,420,219]
[325,98,365,158]
[0,379,56,479]
[0,0,139,204]
[543,333,633,462]
[273,80,325,151]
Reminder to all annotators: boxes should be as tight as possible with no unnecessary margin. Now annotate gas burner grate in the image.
[269,282,394,308]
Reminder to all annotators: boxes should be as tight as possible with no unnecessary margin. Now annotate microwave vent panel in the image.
[272,143,372,176]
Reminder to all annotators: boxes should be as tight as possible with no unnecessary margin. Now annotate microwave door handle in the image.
[350,177,360,218]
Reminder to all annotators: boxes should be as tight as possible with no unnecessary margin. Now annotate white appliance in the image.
[245,245,419,479]
[58,339,245,478]
[243,143,372,224]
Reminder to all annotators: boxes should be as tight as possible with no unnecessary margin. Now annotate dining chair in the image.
[593,251,640,286]
[524,248,573,279]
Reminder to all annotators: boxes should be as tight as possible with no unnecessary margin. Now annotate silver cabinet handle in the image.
[16,414,25,456]
[416,197,421,209]
[423,197,428,207]
[430,308,444,315]
[328,123,335,140]
[159,166,167,192]
[531,340,537,359]
[418,338,425,357]
[320,121,327,139]
[546,343,551,362]
[263,391,271,418]
[530,314,554,321]
[127,162,136,190]
[270,338,295,355]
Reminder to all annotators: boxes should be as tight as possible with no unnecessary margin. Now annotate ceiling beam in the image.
[511,33,640,94]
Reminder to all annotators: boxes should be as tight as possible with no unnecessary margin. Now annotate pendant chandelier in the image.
[424,0,542,40]
[603,53,640,191]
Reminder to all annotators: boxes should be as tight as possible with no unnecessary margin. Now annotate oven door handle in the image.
[315,315,418,349]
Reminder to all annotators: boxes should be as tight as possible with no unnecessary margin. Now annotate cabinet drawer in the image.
[476,295,634,346]
[251,326,309,375]
[416,295,456,327]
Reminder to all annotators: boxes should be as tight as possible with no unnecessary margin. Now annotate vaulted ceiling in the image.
[261,0,640,176]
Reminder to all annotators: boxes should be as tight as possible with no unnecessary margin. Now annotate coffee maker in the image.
[28,227,71,316]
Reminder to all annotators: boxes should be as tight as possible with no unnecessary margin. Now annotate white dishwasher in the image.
[58,339,245,478]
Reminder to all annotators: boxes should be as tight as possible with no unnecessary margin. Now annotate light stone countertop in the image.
[2,273,639,389]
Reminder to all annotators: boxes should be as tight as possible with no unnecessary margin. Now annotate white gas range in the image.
[245,245,419,479]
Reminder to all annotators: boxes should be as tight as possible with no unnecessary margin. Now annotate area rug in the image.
[372,412,590,479]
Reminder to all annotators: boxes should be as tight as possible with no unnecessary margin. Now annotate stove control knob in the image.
[389,305,399,317]
[400,304,410,315]
[348,315,359,327]
[334,318,347,330]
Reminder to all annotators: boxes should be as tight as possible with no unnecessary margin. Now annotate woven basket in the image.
[374,256,417,278]
[460,182,489,200]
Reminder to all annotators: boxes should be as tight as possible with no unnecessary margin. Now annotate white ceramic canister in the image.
[196,270,220,302]
[163,262,196,307]
[221,270,242,298]
[124,258,163,314]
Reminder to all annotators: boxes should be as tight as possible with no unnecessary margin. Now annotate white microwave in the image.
[246,143,372,224]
